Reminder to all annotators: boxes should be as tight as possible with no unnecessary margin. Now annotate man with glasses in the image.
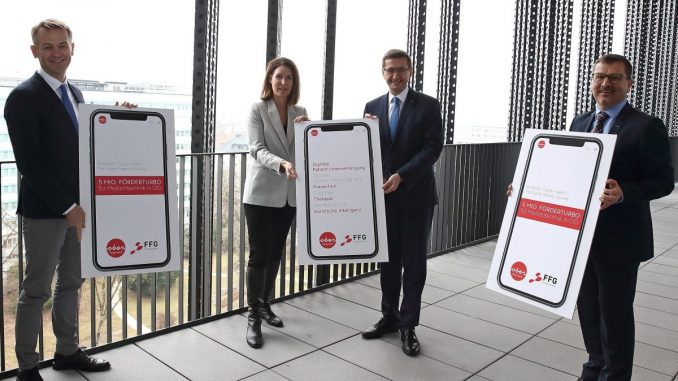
[360,49,443,356]
[570,54,674,380]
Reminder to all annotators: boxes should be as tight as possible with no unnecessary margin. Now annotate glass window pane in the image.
[0,3,193,89]
[0,1,195,365]
[454,0,515,143]
[333,1,408,119]
[281,0,326,120]
[216,1,268,149]
[0,3,195,157]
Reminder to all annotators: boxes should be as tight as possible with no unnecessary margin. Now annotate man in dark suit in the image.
[4,19,111,381]
[360,49,443,356]
[570,54,674,381]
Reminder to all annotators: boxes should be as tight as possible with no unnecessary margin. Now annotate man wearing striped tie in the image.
[569,54,674,381]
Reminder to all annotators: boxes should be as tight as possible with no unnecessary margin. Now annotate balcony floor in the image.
[5,188,678,381]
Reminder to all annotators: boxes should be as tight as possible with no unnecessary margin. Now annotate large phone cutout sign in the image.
[295,119,388,265]
[487,129,616,318]
[79,105,180,277]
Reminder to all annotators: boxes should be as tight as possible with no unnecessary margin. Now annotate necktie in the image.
[592,111,609,133]
[59,84,78,132]
[389,97,400,139]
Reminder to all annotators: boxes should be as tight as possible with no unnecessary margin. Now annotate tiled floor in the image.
[5,188,678,380]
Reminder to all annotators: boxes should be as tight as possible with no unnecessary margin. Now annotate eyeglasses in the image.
[592,73,629,83]
[383,67,410,75]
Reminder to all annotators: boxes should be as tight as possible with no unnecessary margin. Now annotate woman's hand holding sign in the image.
[280,160,297,179]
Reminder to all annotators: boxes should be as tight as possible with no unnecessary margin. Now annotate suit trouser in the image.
[577,255,639,381]
[16,218,84,370]
[380,204,434,330]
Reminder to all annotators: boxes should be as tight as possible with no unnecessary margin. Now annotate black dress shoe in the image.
[52,348,111,372]
[579,360,602,381]
[16,367,42,381]
[401,328,420,356]
[362,318,398,339]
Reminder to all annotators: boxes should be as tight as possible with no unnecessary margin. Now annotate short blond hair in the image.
[31,19,72,44]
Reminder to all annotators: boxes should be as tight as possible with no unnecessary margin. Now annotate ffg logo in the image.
[131,240,160,255]
[529,272,558,286]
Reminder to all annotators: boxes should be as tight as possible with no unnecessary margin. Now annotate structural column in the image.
[436,0,461,144]
[625,0,678,135]
[507,0,574,141]
[574,0,615,115]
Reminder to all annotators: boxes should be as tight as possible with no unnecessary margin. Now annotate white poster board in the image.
[78,105,180,277]
[486,129,616,318]
[295,119,388,265]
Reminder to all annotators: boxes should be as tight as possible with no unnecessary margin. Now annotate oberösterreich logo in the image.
[510,261,527,281]
[319,232,336,249]
[106,238,125,258]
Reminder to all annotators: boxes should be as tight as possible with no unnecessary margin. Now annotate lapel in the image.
[583,112,595,133]
[396,89,415,138]
[266,99,291,157]
[284,105,295,146]
[68,82,84,104]
[377,93,391,145]
[31,73,76,129]
[609,102,633,135]
[572,110,595,133]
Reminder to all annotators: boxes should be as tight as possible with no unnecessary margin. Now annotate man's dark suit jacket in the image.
[570,103,674,263]
[363,89,443,210]
[4,72,83,218]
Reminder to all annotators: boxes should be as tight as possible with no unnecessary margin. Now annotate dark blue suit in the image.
[5,72,82,217]
[4,72,85,370]
[364,88,443,329]
[570,103,673,380]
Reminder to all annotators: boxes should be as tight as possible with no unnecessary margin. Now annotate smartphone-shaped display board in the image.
[79,105,180,277]
[295,119,388,265]
[487,129,616,318]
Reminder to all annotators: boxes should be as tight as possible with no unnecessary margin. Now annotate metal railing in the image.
[0,142,521,373]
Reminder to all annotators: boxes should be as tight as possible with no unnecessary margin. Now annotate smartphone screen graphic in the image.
[90,110,171,271]
[497,134,602,306]
[304,123,378,259]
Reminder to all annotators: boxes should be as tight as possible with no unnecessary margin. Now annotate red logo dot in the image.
[311,129,319,136]
[537,140,545,148]
[319,232,336,249]
[98,115,108,124]
[106,238,125,258]
[510,261,527,281]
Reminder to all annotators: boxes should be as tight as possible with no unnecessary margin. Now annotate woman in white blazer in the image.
[242,57,308,348]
